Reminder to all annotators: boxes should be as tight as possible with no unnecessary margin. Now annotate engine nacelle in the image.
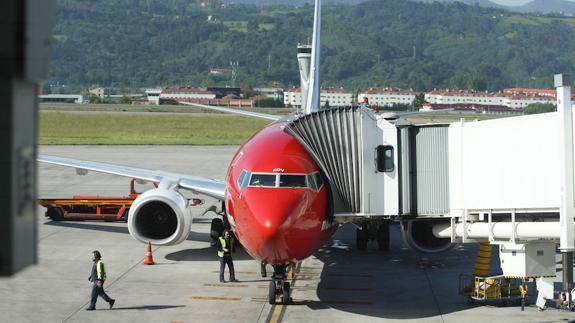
[402,220,453,254]
[128,188,192,246]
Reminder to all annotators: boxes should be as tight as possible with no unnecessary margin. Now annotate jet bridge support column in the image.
[556,74,575,307]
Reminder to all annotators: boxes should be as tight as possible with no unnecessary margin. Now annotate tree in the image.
[118,96,133,104]
[412,93,426,111]
[524,103,556,115]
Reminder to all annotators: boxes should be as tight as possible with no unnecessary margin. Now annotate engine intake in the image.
[128,188,192,246]
[402,220,453,254]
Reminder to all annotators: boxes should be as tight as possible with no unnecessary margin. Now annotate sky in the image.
[491,0,575,5]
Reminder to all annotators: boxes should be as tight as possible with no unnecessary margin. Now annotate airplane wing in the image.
[38,154,227,200]
[178,101,282,122]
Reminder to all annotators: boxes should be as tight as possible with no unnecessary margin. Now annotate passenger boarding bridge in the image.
[283,75,575,305]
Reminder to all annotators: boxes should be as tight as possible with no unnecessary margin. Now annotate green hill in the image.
[47,0,575,93]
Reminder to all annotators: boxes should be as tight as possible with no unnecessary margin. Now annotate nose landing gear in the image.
[268,264,292,305]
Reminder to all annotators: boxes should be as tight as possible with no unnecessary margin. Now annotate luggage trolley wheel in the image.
[47,207,64,221]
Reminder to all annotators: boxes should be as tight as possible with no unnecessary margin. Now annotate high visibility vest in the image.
[218,237,234,257]
[96,260,107,281]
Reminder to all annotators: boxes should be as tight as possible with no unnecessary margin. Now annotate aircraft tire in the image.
[210,218,224,246]
[282,281,291,304]
[268,281,276,305]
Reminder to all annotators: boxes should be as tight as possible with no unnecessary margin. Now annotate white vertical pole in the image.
[305,0,321,114]
[556,74,574,306]
[556,74,575,252]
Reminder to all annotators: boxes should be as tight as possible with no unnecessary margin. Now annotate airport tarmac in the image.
[1,145,574,323]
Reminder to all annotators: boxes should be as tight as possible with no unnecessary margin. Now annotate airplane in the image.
[38,0,450,305]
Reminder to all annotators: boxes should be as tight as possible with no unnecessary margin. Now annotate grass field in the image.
[39,105,514,145]
[40,112,269,145]
[40,103,294,115]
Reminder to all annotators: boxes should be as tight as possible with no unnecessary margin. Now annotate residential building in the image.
[89,86,106,98]
[420,103,523,115]
[358,87,418,107]
[425,89,554,109]
[284,86,353,108]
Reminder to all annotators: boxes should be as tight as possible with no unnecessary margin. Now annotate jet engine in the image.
[401,220,453,254]
[127,187,192,246]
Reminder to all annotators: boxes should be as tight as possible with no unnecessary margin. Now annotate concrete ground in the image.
[1,145,573,323]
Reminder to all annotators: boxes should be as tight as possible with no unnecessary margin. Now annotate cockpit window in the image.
[279,174,307,188]
[249,174,277,187]
[246,171,324,190]
[237,170,250,190]
[307,172,324,191]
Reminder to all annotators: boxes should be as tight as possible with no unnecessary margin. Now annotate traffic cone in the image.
[143,241,154,265]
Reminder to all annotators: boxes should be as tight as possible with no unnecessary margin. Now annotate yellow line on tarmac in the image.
[266,262,302,323]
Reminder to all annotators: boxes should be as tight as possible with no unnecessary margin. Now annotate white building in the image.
[284,87,353,108]
[254,88,284,101]
[160,87,216,102]
[89,86,106,98]
[145,89,161,105]
[425,89,505,106]
[39,94,88,104]
[503,95,555,109]
[425,89,555,109]
[358,87,418,107]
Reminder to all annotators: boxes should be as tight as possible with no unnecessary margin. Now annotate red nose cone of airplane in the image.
[237,189,319,263]
[225,122,337,265]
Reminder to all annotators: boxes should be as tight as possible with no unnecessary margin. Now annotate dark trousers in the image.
[219,255,235,282]
[89,281,113,308]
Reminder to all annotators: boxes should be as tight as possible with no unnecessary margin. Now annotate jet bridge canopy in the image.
[285,107,364,214]
[284,107,452,219]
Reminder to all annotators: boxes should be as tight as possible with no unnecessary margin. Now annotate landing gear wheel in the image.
[47,207,64,221]
[356,223,369,251]
[210,218,224,246]
[268,281,276,305]
[282,281,291,304]
[377,222,390,251]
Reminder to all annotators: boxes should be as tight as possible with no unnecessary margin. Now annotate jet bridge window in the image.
[376,145,394,172]
[279,174,307,188]
[249,173,277,187]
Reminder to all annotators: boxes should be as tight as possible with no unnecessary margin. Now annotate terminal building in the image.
[160,87,217,103]
[39,94,88,104]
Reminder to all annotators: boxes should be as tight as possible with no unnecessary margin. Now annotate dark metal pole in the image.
[563,252,574,308]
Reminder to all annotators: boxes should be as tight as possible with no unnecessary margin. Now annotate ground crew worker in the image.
[218,230,238,283]
[86,250,115,311]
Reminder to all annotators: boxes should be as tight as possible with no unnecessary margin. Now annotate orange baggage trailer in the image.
[38,179,141,222]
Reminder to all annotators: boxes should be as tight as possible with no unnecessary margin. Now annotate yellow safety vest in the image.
[218,237,234,258]
[96,260,107,281]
